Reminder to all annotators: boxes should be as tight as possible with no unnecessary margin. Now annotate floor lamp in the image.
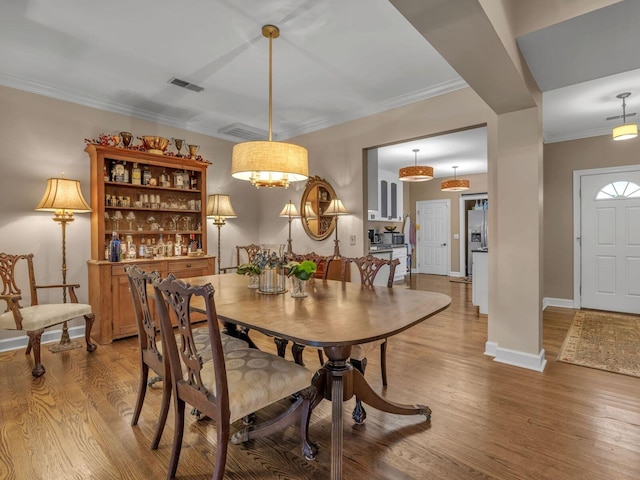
[279,200,300,254]
[35,175,92,352]
[207,194,237,274]
[324,198,349,258]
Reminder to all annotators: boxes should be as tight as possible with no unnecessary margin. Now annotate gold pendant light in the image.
[231,25,309,188]
[441,166,470,192]
[399,148,433,182]
[612,92,638,141]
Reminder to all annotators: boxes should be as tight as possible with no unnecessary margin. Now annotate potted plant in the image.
[286,260,317,298]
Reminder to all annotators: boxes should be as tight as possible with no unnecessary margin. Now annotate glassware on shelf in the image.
[182,216,192,231]
[125,212,136,230]
[170,214,182,231]
[111,211,124,231]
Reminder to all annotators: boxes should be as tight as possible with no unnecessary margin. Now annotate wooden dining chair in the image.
[125,265,248,450]
[219,243,261,274]
[340,254,400,424]
[0,253,97,377]
[152,273,317,480]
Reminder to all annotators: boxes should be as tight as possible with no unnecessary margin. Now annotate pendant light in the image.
[231,25,309,188]
[441,166,470,192]
[399,148,433,182]
[612,92,638,141]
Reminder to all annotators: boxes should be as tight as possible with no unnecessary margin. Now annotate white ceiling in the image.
[1,1,638,176]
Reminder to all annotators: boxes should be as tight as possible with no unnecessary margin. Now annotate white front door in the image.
[416,200,449,275]
[581,170,640,313]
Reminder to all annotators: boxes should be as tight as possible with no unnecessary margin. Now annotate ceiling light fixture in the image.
[399,149,433,182]
[231,25,309,188]
[612,92,638,141]
[441,166,470,192]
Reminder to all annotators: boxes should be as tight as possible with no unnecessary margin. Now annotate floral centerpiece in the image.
[286,260,317,298]
[237,245,290,294]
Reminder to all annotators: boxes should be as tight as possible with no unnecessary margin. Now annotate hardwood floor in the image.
[1,274,639,479]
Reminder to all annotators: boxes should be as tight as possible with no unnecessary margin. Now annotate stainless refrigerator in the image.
[467,208,488,276]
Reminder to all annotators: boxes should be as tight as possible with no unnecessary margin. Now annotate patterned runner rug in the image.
[558,310,640,378]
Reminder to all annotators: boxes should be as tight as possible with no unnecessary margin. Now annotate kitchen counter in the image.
[368,245,408,284]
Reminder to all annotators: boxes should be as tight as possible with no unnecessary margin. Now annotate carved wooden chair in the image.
[0,253,97,377]
[340,254,400,423]
[219,243,261,274]
[152,273,316,479]
[125,265,248,449]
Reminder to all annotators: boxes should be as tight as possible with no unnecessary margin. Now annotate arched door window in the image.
[595,181,640,199]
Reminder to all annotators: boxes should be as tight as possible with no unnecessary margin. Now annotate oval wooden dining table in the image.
[174,274,451,480]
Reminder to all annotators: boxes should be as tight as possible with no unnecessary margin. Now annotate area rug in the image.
[557,310,640,378]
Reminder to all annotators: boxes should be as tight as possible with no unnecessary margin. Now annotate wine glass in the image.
[170,214,182,231]
[111,211,124,231]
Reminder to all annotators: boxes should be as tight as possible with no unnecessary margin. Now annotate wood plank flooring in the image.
[1,274,639,479]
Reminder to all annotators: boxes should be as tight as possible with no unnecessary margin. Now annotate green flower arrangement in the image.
[236,263,261,276]
[286,260,317,281]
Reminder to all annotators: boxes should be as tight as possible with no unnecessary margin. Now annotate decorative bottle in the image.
[109,232,121,262]
[131,163,142,185]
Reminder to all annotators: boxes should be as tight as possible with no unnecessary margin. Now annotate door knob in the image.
[441,243,447,246]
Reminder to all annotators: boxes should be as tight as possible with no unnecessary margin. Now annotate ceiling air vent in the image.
[219,123,274,141]
[168,77,204,93]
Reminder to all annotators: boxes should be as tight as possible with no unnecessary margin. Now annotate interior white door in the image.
[417,200,449,275]
[581,170,640,313]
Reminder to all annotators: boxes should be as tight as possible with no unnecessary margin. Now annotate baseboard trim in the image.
[484,341,498,357]
[542,297,574,310]
[449,271,464,278]
[494,347,547,372]
[0,325,86,353]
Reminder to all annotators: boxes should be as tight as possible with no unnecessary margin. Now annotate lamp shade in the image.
[399,148,433,182]
[613,123,638,141]
[441,165,470,192]
[441,179,471,191]
[324,198,349,216]
[303,201,317,219]
[35,177,91,213]
[279,200,300,218]
[206,194,237,219]
[399,165,434,182]
[232,141,308,188]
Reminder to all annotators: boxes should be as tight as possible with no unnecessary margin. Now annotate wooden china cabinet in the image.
[85,144,214,344]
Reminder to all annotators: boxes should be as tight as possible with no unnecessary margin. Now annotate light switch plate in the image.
[454,233,459,239]
[350,235,356,245]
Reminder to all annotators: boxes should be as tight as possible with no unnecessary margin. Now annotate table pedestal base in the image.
[311,346,431,480]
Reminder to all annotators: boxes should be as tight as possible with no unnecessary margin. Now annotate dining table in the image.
[176,273,451,480]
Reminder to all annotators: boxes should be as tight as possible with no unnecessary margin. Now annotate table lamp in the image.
[324,198,349,258]
[279,200,300,254]
[207,194,237,274]
[35,175,92,352]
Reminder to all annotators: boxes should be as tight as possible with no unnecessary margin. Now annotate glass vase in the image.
[248,274,259,289]
[290,277,308,298]
[258,267,285,294]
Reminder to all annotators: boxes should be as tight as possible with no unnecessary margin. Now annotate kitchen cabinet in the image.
[472,251,488,315]
[85,144,215,344]
[368,170,403,222]
[369,246,407,285]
